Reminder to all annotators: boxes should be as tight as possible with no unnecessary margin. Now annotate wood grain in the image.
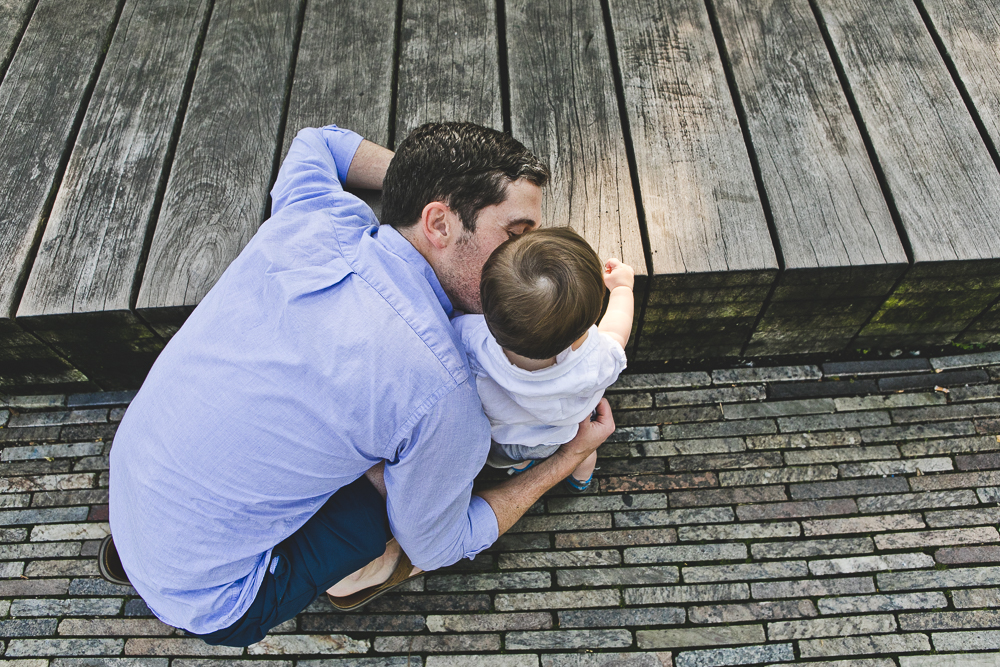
[18,0,210,320]
[135,0,303,334]
[0,0,35,84]
[607,0,776,279]
[712,0,905,274]
[394,0,501,140]
[277,0,396,220]
[0,0,120,321]
[608,0,775,358]
[815,0,1000,265]
[281,0,397,153]
[713,0,909,353]
[921,0,1000,161]
[506,0,646,279]
[921,0,1000,345]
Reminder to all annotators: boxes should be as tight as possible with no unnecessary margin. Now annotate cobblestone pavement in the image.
[4,351,1000,665]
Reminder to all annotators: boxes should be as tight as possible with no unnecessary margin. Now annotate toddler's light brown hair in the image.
[480,227,604,360]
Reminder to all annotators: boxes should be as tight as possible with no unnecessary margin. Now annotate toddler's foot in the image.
[507,459,539,475]
[564,451,597,493]
[563,472,592,494]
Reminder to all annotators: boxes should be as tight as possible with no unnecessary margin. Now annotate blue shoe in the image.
[563,473,593,494]
[507,459,539,475]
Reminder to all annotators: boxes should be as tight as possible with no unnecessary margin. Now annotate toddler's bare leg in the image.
[570,451,597,482]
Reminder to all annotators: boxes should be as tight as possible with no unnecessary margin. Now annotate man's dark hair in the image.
[481,227,605,360]
[381,122,550,232]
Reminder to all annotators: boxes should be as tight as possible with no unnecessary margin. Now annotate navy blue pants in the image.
[195,476,391,647]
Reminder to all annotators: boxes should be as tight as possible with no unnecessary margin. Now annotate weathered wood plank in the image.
[281,0,396,153]
[607,0,776,358]
[278,0,396,221]
[607,0,776,278]
[815,0,1000,346]
[0,0,92,393]
[135,0,304,340]
[712,0,907,354]
[18,0,209,322]
[714,0,904,274]
[0,0,120,322]
[16,0,212,387]
[506,0,647,354]
[921,0,1000,158]
[392,0,500,239]
[395,0,501,139]
[816,0,1000,264]
[855,270,1000,347]
[0,0,35,84]
[747,271,903,355]
[921,0,1000,345]
[16,0,210,388]
[0,0,120,388]
[640,269,775,359]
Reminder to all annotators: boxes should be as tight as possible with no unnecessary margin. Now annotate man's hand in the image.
[550,398,615,467]
[477,399,615,536]
[603,258,635,292]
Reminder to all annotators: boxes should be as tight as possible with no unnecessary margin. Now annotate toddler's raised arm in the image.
[597,258,635,349]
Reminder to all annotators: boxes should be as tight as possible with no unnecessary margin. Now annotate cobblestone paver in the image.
[2,350,1000,664]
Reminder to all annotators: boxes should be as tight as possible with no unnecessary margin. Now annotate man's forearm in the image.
[345,139,394,190]
[476,451,583,535]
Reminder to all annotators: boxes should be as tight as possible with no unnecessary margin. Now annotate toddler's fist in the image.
[604,258,634,291]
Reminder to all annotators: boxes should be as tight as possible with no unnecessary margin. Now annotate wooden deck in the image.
[1,0,1000,392]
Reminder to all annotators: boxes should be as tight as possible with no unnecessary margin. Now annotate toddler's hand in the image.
[604,258,634,291]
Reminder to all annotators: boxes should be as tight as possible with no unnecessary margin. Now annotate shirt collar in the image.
[375,224,454,316]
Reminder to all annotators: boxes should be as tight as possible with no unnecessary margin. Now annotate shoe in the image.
[97,535,131,586]
[327,551,415,612]
[563,472,593,494]
[506,459,539,476]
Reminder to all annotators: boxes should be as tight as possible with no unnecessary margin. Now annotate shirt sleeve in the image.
[597,330,629,384]
[269,124,366,217]
[383,380,498,571]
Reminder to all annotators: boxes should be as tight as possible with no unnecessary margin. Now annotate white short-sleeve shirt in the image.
[454,314,627,448]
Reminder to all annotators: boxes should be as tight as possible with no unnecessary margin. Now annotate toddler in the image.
[453,227,634,493]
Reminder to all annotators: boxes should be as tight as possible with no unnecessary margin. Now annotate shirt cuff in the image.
[464,495,500,559]
[320,125,366,185]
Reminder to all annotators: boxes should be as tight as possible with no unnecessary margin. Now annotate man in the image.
[108,123,615,647]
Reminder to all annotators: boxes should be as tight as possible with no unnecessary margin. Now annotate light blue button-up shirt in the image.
[109,125,498,635]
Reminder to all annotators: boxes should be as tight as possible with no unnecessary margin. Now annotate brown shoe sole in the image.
[97,535,131,586]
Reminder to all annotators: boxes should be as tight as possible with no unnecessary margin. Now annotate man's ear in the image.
[419,201,458,250]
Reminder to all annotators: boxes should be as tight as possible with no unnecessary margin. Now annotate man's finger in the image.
[592,398,615,436]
